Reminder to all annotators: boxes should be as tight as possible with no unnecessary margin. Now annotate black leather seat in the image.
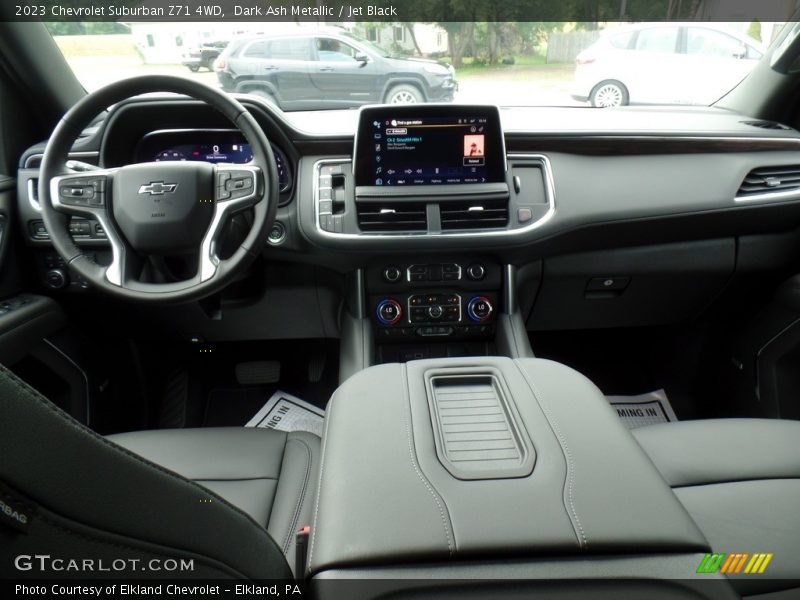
[0,365,319,579]
[108,428,320,568]
[633,419,800,596]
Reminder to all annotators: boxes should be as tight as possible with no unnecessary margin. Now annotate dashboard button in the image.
[466,264,486,281]
[383,266,402,283]
[267,221,286,245]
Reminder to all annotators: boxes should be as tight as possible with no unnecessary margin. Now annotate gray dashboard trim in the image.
[312,153,556,241]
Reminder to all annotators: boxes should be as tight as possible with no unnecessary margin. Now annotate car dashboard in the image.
[14,96,800,368]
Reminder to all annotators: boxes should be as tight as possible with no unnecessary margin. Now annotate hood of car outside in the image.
[384,55,454,76]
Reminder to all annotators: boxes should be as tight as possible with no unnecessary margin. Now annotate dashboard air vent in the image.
[440,199,509,231]
[357,201,427,232]
[740,120,792,130]
[737,166,800,198]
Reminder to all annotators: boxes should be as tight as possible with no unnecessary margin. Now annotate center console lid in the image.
[308,357,708,575]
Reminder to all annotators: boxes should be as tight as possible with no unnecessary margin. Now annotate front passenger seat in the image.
[0,366,319,579]
[633,419,800,596]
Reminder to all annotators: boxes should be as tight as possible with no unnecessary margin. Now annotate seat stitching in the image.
[0,366,285,553]
[514,361,588,550]
[402,363,454,556]
[281,437,313,555]
[306,391,335,572]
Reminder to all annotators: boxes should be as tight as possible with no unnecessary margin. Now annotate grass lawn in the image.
[444,54,573,78]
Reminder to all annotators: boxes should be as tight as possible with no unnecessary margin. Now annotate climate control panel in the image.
[367,258,500,342]
[371,291,497,340]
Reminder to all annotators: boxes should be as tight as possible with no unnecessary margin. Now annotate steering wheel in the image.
[38,75,278,303]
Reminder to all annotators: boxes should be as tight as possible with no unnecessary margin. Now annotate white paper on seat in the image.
[605,389,677,429]
[246,390,325,437]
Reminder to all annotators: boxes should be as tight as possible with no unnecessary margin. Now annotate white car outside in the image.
[572,23,764,107]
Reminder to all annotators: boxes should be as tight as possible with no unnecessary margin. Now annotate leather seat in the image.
[633,419,800,596]
[108,428,321,569]
[0,365,319,579]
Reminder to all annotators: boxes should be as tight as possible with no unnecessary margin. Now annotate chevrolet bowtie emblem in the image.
[139,182,178,195]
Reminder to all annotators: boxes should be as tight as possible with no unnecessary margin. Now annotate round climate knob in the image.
[467,296,493,323]
[376,298,403,326]
[428,304,443,319]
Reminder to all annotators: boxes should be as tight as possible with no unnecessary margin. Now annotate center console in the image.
[309,357,727,596]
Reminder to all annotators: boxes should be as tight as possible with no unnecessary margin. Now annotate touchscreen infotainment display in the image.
[354,105,505,187]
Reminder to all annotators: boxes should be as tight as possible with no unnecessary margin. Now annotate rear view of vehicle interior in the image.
[1,13,799,600]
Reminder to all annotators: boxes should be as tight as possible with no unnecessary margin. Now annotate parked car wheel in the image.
[590,80,629,108]
[386,84,423,104]
[187,64,199,73]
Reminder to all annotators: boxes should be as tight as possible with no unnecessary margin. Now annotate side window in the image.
[268,38,312,60]
[609,31,634,50]
[635,27,679,53]
[687,28,747,59]
[243,40,269,59]
[316,38,358,61]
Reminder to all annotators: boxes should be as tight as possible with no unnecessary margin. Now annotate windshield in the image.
[47,20,779,111]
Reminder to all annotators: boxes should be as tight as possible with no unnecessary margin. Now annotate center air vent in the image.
[357,201,427,232]
[737,165,800,198]
[440,199,509,231]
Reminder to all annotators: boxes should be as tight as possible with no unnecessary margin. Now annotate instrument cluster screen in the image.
[153,142,289,191]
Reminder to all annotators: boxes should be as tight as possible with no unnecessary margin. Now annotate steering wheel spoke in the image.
[200,165,263,282]
[49,168,131,287]
[50,168,116,217]
[214,164,262,209]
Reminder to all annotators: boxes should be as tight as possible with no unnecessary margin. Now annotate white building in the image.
[359,24,449,56]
